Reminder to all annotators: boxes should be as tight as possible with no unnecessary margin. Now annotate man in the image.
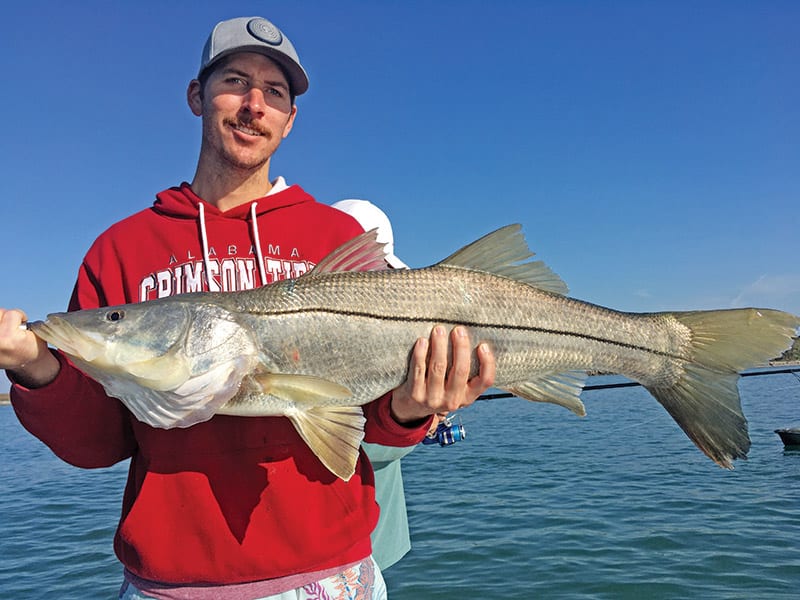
[0,16,495,599]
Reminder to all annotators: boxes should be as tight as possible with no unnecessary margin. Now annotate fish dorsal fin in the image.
[310,229,391,275]
[437,224,569,295]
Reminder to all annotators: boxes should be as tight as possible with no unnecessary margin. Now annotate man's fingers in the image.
[408,336,429,400]
[447,326,472,385]
[467,342,496,398]
[394,326,496,420]
[427,325,449,385]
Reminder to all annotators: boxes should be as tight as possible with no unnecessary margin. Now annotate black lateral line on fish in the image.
[249,307,686,361]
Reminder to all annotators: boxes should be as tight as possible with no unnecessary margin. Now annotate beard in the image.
[202,117,281,173]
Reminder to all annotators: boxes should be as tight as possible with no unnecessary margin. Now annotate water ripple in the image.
[2,372,799,598]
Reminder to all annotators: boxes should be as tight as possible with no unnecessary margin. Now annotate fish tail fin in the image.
[646,308,799,469]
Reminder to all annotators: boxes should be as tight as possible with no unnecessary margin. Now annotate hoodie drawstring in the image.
[198,202,215,291]
[197,201,268,290]
[250,202,268,287]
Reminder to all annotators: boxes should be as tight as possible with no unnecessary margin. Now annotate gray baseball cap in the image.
[198,16,309,96]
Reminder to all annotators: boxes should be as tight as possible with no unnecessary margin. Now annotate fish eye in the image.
[106,310,125,322]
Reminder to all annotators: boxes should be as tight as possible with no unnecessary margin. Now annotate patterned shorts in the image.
[118,556,387,600]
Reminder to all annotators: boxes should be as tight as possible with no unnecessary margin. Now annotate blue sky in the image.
[2,1,798,389]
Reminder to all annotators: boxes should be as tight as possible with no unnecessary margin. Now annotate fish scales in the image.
[222,265,692,402]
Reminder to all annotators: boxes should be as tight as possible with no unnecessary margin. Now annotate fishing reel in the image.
[422,414,466,447]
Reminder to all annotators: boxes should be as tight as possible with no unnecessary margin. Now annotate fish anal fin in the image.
[438,224,569,295]
[505,371,587,416]
[253,373,352,404]
[289,406,366,481]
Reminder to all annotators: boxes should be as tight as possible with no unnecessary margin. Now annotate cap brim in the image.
[386,254,408,269]
[199,46,309,95]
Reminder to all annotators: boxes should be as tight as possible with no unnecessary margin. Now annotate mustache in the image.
[223,117,269,137]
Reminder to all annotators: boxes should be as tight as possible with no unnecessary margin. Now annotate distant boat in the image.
[775,428,800,446]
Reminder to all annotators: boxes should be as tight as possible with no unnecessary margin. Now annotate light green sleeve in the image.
[362,442,417,569]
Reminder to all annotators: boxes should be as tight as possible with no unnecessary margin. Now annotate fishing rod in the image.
[476,365,800,401]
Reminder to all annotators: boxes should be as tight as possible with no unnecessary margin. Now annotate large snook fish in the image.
[29,225,799,480]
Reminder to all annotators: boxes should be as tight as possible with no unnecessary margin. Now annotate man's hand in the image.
[0,308,60,388]
[390,325,496,424]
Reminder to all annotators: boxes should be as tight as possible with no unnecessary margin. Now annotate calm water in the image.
[1,371,798,599]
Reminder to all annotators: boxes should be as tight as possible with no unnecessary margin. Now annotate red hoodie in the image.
[11,182,430,585]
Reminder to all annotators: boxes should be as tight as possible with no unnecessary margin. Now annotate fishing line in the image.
[604,415,666,433]
[766,386,800,394]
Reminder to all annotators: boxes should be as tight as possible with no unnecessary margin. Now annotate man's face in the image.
[189,52,297,173]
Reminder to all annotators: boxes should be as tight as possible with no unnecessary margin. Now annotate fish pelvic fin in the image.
[505,371,588,416]
[289,406,367,481]
[252,373,353,402]
[437,224,569,295]
[270,375,363,481]
[649,308,799,469]
[309,229,391,274]
[220,373,363,479]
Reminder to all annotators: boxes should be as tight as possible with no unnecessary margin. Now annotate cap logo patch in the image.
[247,18,283,46]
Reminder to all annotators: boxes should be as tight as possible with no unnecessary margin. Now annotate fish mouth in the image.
[28,316,108,362]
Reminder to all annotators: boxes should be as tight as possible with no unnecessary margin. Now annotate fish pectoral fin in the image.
[505,371,587,416]
[125,355,192,392]
[289,406,366,481]
[253,373,353,403]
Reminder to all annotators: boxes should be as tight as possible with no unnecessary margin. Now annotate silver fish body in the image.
[227,265,686,410]
[30,225,800,480]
